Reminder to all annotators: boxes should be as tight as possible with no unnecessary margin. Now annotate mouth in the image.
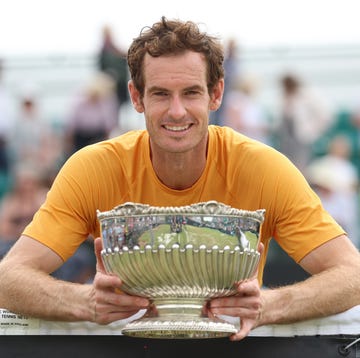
[163,124,192,132]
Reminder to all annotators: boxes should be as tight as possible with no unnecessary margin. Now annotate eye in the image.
[185,89,201,96]
[153,91,168,97]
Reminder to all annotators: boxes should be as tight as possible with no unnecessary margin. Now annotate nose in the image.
[168,94,187,119]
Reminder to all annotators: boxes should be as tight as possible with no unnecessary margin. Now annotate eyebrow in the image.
[147,84,205,93]
[147,86,167,93]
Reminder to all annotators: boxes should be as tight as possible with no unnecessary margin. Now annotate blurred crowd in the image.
[0,25,130,283]
[218,39,360,252]
[0,29,360,284]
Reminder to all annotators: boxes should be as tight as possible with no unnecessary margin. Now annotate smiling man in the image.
[0,17,359,341]
[129,50,221,190]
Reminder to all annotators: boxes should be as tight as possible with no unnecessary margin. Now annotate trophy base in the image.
[122,316,238,339]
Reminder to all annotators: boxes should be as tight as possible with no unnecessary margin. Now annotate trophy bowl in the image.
[97,201,265,339]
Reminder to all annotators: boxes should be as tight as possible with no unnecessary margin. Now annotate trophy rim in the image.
[97,200,266,223]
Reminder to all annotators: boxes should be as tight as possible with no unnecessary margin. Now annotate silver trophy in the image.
[97,201,265,339]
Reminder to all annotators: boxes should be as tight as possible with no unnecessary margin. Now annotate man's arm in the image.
[258,234,360,326]
[208,234,360,340]
[0,235,149,322]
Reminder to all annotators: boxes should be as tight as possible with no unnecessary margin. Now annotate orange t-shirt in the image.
[24,126,344,282]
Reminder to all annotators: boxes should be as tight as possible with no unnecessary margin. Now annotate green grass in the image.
[137,224,258,249]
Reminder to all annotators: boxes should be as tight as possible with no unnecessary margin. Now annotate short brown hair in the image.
[127,16,224,97]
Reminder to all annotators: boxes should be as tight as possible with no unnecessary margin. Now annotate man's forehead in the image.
[143,52,207,83]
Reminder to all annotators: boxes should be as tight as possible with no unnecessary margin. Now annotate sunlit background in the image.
[1,0,360,54]
[1,0,359,118]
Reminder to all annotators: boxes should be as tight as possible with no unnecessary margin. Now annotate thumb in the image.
[251,241,264,279]
[257,241,264,256]
[94,237,106,273]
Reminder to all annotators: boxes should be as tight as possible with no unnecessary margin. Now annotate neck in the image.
[151,147,207,190]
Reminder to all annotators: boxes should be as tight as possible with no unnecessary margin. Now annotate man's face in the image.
[129,51,223,155]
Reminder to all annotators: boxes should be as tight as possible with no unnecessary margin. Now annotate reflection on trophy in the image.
[97,201,265,339]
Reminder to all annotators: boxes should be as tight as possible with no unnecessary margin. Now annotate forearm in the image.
[258,263,360,326]
[0,262,93,322]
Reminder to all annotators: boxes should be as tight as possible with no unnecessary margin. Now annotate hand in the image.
[90,237,150,324]
[207,278,262,340]
[206,243,264,341]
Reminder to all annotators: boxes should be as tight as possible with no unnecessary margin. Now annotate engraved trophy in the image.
[97,201,265,339]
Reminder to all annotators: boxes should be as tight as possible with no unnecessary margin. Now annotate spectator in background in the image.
[307,134,359,247]
[223,38,241,95]
[341,105,360,177]
[0,163,96,283]
[64,72,119,155]
[0,164,47,258]
[98,25,129,109]
[276,73,333,172]
[222,73,271,145]
[211,38,241,126]
[8,85,61,183]
[0,59,13,198]
[311,103,360,179]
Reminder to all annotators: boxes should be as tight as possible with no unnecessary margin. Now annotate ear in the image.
[128,80,144,113]
[209,79,224,111]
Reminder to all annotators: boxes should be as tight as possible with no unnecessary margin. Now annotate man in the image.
[0,17,359,341]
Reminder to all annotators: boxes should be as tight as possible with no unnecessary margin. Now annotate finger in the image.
[93,285,149,323]
[94,270,123,291]
[209,294,261,319]
[230,318,253,341]
[144,303,158,317]
[103,290,149,308]
[94,303,144,325]
[257,241,264,255]
[236,278,261,296]
[247,241,264,280]
[233,243,264,286]
[210,304,259,319]
[94,237,106,273]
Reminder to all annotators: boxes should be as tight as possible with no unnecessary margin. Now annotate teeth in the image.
[164,125,189,131]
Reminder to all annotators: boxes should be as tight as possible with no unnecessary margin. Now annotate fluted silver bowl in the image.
[97,201,265,339]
